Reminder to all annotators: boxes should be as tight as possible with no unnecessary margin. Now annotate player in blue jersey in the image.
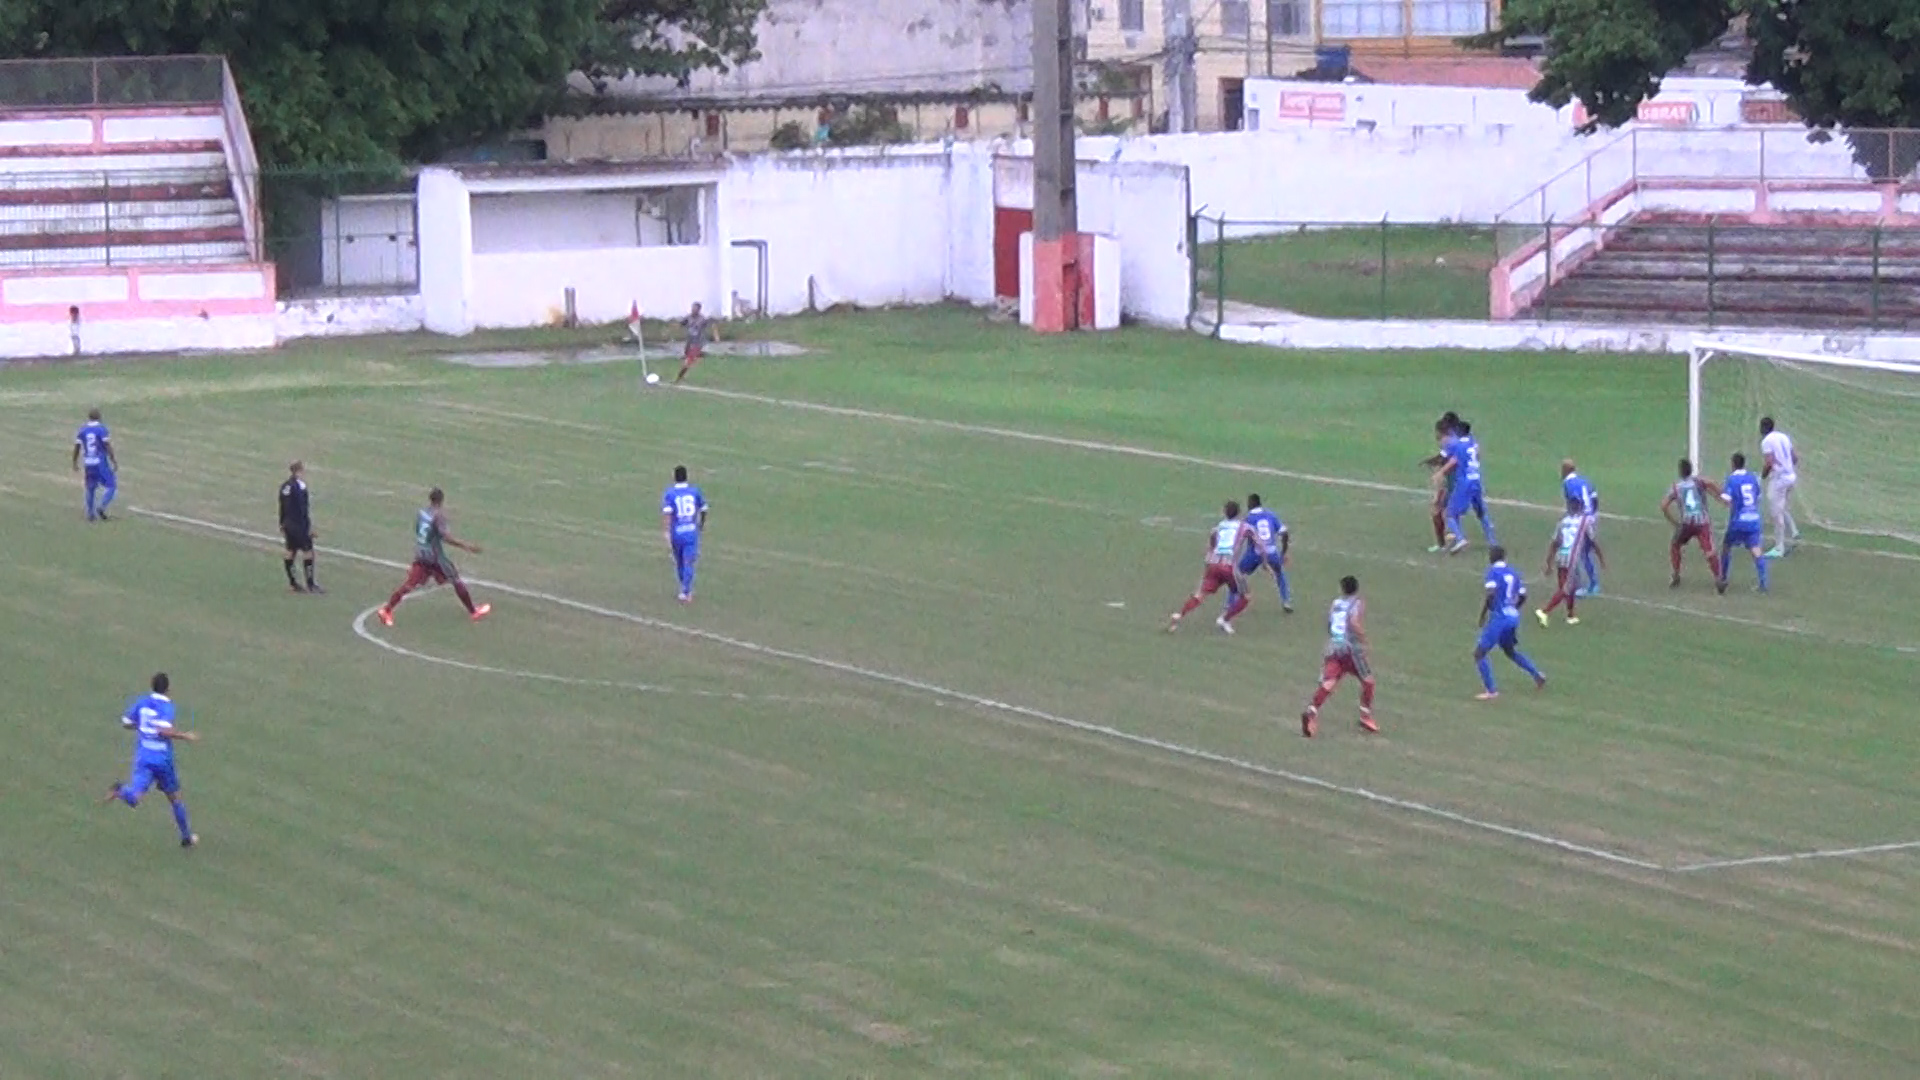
[99,673,198,848]
[1475,546,1546,699]
[1439,420,1496,554]
[661,464,708,603]
[1559,459,1605,595]
[71,408,118,521]
[1237,493,1293,613]
[1716,452,1770,595]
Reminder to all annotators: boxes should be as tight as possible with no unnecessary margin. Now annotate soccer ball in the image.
[645,372,661,386]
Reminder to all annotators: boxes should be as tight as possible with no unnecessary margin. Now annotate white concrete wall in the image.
[470,190,700,253]
[0,314,274,359]
[585,0,1030,102]
[726,150,966,313]
[1220,316,1920,361]
[417,169,473,333]
[469,247,714,328]
[278,295,426,339]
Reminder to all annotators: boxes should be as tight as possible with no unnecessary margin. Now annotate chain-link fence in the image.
[0,55,225,109]
[260,169,419,297]
[1195,219,1501,324]
[1196,216,1920,331]
[0,163,419,296]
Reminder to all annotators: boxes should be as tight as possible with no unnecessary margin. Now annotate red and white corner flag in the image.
[627,301,642,341]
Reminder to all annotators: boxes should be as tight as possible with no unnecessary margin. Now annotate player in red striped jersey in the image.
[1167,501,1253,634]
[1301,576,1377,737]
[1661,458,1721,588]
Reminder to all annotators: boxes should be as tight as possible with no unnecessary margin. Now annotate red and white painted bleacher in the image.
[0,57,275,357]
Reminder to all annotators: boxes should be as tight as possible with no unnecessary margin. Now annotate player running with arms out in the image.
[1300,576,1378,738]
[376,488,491,625]
[99,673,198,848]
[1559,459,1606,596]
[1420,412,1462,552]
[1716,453,1770,595]
[279,461,322,594]
[1439,420,1497,555]
[1237,493,1293,613]
[72,408,118,521]
[661,465,708,603]
[1475,546,1547,700]
[1759,416,1801,557]
[671,302,719,385]
[1661,458,1720,588]
[1536,503,1602,627]
[1167,500,1253,634]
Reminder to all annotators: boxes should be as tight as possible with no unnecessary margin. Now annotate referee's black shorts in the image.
[282,528,314,553]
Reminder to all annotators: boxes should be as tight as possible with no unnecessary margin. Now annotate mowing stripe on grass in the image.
[443,398,1920,654]
[133,505,1664,875]
[135,506,1920,877]
[674,386,1920,564]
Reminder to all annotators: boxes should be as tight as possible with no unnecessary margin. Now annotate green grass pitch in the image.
[2,307,1917,1077]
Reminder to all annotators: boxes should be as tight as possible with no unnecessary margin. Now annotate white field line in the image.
[134,505,1920,876]
[135,505,1661,874]
[441,397,1918,651]
[674,385,1920,565]
[1672,840,1920,873]
[348,599,830,705]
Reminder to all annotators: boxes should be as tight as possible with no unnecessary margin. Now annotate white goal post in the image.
[1688,340,1920,545]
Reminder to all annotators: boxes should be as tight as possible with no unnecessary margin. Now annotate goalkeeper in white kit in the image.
[1759,416,1800,557]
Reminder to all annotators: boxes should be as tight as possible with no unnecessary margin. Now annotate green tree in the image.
[1485,1,1920,176]
[1,0,766,167]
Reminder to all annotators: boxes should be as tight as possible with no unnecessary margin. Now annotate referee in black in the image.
[279,461,322,593]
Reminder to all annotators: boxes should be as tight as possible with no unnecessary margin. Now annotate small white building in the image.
[417,161,731,334]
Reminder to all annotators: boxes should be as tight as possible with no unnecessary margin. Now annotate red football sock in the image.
[1177,594,1204,618]
[1544,592,1565,613]
[1432,510,1447,545]
[385,584,411,610]
[1669,546,1683,573]
[1359,680,1375,711]
[1309,685,1333,710]
[453,582,478,613]
[1224,595,1249,621]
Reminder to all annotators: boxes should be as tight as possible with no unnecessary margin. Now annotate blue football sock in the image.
[99,482,116,511]
[84,480,98,517]
[1582,550,1599,588]
[1506,646,1544,682]
[1718,548,1731,579]
[1476,655,1496,693]
[118,786,139,807]
[1755,552,1769,591]
[1480,514,1498,545]
[1446,514,1465,541]
[1277,571,1291,605]
[170,800,192,839]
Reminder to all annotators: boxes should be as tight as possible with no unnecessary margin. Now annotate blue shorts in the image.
[1476,612,1520,652]
[1446,481,1485,518]
[85,464,115,487]
[1238,550,1283,576]
[1724,524,1762,551]
[672,535,700,566]
[125,758,179,799]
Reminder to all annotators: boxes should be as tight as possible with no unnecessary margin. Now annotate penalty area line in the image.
[134,504,1664,875]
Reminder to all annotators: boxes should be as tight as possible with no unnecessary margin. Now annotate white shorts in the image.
[1767,475,1796,515]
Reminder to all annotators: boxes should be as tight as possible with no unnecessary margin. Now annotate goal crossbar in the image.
[1687,340,1920,468]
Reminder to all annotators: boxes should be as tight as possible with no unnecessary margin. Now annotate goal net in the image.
[1689,341,1920,546]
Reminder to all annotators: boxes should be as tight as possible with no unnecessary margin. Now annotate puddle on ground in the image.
[440,341,809,368]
